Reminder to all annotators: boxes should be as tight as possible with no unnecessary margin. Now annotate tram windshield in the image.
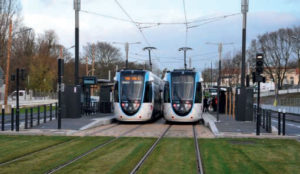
[171,73,195,101]
[120,72,145,102]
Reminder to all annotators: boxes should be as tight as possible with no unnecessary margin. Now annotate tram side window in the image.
[144,82,152,103]
[164,83,170,103]
[195,82,202,103]
[114,82,119,102]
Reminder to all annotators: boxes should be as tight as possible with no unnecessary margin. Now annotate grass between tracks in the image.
[137,138,198,174]
[56,137,156,174]
[0,135,299,174]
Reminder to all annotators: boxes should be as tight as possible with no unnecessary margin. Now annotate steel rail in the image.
[45,124,143,174]
[0,138,76,166]
[129,124,172,174]
[193,124,204,174]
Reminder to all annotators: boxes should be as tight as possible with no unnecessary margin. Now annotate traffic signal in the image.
[256,53,264,74]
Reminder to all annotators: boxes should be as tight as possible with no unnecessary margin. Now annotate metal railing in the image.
[1,103,57,131]
[254,105,288,135]
[260,104,300,115]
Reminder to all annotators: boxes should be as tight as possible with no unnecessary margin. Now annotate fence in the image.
[259,87,300,97]
[254,105,288,136]
[253,105,272,134]
[1,103,57,131]
[259,104,300,115]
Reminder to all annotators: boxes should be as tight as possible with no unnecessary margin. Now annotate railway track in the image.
[45,124,143,174]
[193,124,204,174]
[85,123,120,136]
[0,138,75,166]
[129,124,172,174]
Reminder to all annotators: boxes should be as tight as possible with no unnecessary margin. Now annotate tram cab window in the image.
[195,82,202,103]
[164,82,170,103]
[114,82,119,102]
[144,81,152,103]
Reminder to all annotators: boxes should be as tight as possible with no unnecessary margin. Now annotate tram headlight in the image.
[173,103,180,110]
[184,103,192,110]
[133,101,140,110]
[121,102,129,109]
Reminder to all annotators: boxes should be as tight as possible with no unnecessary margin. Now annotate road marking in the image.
[271,119,300,128]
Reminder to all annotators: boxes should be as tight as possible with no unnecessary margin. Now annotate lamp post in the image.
[236,0,249,121]
[178,47,192,70]
[143,47,156,71]
[241,0,249,88]
[74,0,80,85]
[112,42,141,69]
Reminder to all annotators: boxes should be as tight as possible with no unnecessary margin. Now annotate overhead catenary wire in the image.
[81,9,239,30]
[114,0,151,46]
[80,2,240,70]
[188,13,241,29]
[81,10,132,23]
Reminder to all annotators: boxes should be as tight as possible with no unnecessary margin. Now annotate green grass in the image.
[3,105,56,116]
[1,135,299,174]
[199,138,300,174]
[56,137,156,174]
[0,135,73,163]
[137,138,198,174]
[0,136,112,174]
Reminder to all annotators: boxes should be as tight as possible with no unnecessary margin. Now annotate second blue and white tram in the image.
[163,69,203,122]
[114,69,164,122]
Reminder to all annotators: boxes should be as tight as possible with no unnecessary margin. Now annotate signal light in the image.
[256,53,264,75]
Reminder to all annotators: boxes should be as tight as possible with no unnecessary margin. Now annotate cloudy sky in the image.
[20,0,300,71]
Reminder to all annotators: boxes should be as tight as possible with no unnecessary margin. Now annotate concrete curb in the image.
[79,116,115,131]
[202,113,219,136]
[271,126,278,135]
[214,132,299,139]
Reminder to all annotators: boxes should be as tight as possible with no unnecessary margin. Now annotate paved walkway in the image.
[210,112,268,134]
[32,113,115,130]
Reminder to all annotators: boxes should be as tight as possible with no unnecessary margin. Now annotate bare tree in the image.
[292,26,300,85]
[248,28,294,102]
[0,0,22,68]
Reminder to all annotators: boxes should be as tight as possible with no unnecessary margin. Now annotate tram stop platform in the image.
[35,113,114,130]
[0,113,115,136]
[203,112,282,138]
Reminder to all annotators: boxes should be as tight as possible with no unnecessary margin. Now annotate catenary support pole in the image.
[74,0,80,85]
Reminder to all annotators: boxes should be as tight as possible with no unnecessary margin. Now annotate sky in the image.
[20,0,300,72]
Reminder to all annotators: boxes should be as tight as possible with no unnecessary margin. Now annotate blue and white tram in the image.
[163,69,203,122]
[114,69,164,122]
